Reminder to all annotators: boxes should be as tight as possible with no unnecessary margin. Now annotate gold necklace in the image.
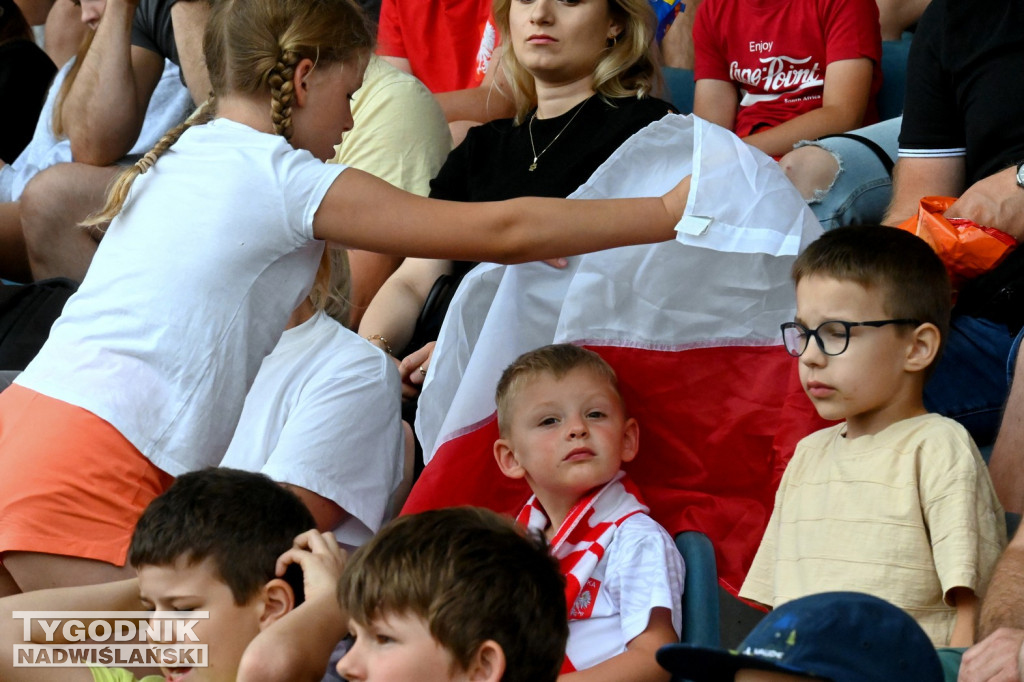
[527,95,594,171]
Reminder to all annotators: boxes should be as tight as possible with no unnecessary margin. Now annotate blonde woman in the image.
[358,0,676,397]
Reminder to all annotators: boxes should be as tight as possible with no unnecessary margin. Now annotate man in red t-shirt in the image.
[692,0,881,157]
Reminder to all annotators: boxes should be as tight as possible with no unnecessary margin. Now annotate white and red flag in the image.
[403,115,829,594]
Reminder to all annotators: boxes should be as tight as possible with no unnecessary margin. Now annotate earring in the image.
[606,33,619,47]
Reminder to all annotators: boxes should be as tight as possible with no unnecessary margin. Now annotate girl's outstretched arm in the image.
[313,169,691,264]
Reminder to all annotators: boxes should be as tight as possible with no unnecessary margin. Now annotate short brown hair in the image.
[337,507,568,682]
[495,344,621,435]
[792,225,951,362]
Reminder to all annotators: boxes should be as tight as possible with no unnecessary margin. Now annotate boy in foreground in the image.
[1,468,568,682]
[0,467,346,682]
[739,226,1006,646]
[493,343,684,681]
[334,506,568,682]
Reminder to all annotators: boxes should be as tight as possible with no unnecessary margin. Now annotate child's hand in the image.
[275,530,348,604]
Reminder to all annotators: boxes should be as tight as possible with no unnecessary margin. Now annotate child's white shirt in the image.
[567,512,684,671]
[17,119,346,475]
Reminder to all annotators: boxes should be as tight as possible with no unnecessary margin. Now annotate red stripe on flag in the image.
[403,344,829,595]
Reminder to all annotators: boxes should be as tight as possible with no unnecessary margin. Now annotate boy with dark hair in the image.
[740,225,1006,647]
[2,470,572,682]
[335,506,569,682]
[493,343,683,682]
[0,468,347,682]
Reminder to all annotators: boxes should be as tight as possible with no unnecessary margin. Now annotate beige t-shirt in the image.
[740,413,1006,645]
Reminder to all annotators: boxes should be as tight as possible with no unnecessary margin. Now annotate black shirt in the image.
[0,39,56,164]
[899,0,1024,329]
[430,95,677,203]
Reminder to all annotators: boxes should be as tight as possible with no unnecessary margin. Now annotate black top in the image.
[404,95,675,352]
[0,39,56,164]
[899,0,1024,185]
[430,95,677,203]
[899,0,1024,329]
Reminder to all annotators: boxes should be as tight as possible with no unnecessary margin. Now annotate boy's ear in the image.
[257,578,295,630]
[466,640,506,682]
[904,322,941,373]
[292,57,317,107]
[620,417,639,463]
[494,438,526,479]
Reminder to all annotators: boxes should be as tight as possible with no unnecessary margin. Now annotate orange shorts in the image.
[0,384,174,566]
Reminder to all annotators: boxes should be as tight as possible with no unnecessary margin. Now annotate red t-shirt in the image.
[693,0,881,138]
[376,0,498,94]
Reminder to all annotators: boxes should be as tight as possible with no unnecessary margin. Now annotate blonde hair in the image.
[495,343,621,435]
[83,0,374,228]
[309,246,351,324]
[493,0,660,123]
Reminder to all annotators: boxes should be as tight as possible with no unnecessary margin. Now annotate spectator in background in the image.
[692,0,882,158]
[359,0,676,401]
[331,54,451,328]
[16,0,209,283]
[0,0,191,283]
[376,0,515,142]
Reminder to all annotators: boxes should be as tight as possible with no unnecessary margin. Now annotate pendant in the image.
[529,160,538,172]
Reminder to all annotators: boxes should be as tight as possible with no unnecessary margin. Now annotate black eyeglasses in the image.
[780,319,921,357]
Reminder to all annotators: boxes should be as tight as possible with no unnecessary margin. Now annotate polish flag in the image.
[403,115,829,594]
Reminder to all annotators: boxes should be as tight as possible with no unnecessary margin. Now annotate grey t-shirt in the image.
[131,0,180,65]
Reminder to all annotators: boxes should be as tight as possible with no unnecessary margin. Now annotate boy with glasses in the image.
[740,225,1006,647]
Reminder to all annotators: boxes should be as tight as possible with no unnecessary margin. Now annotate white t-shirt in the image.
[220,310,404,549]
[566,513,684,671]
[17,119,346,476]
[0,59,192,201]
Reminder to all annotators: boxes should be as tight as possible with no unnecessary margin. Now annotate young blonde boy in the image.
[493,344,684,682]
[740,225,1006,647]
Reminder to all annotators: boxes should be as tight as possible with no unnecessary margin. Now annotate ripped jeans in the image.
[796,117,902,231]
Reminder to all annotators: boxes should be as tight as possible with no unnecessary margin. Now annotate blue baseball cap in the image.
[656,592,943,681]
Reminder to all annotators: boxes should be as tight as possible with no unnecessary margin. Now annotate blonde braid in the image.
[81,97,217,228]
[268,50,300,140]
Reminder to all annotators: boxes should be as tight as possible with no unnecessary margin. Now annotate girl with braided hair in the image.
[0,0,692,597]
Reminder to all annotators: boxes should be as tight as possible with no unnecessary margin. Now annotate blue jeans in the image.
[795,117,902,231]
[924,315,1015,447]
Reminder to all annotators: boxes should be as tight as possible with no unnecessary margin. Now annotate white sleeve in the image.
[608,514,685,643]
[277,145,348,241]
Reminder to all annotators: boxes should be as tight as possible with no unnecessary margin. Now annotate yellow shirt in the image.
[89,668,164,682]
[740,413,1006,645]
